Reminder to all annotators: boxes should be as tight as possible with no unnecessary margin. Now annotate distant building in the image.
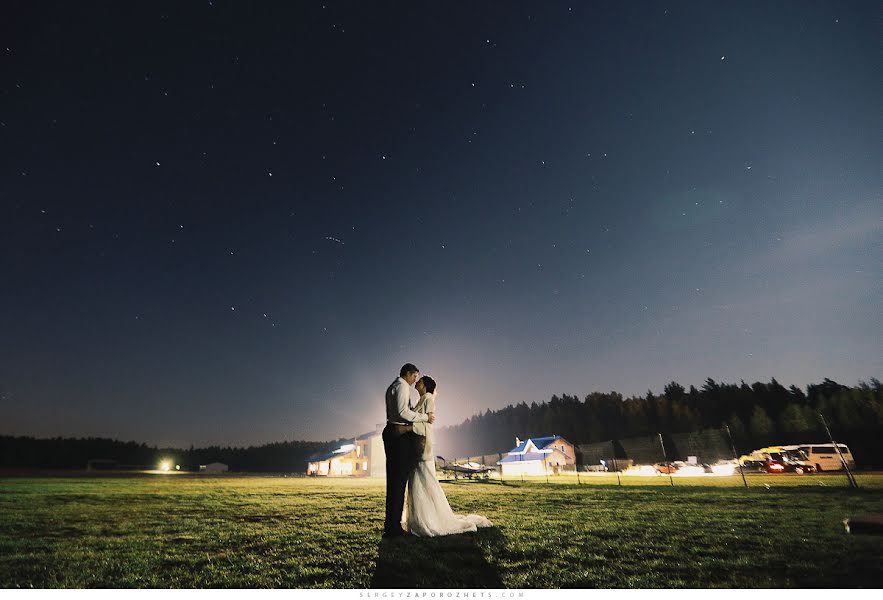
[307,444,357,476]
[497,435,576,476]
[355,425,386,477]
[307,423,385,477]
[199,462,229,473]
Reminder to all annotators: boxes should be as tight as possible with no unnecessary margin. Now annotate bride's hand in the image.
[427,412,436,424]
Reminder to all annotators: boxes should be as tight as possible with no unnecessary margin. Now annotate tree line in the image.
[433,378,883,466]
[2,377,881,471]
[0,436,335,473]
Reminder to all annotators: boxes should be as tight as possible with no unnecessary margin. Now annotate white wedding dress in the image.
[401,392,493,537]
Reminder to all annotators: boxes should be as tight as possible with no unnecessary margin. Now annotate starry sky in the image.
[1,2,880,447]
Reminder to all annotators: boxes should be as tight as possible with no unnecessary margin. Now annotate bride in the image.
[401,376,493,536]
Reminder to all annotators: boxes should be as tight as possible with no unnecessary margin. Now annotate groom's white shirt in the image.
[386,377,429,425]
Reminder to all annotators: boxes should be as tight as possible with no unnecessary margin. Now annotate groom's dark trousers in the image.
[382,422,426,534]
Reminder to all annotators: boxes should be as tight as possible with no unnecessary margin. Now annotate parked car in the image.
[740,446,815,474]
[758,451,815,474]
[792,444,855,472]
[654,461,679,474]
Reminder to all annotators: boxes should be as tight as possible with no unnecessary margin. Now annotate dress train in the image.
[401,459,493,537]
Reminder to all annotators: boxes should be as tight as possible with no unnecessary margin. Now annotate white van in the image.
[795,444,855,472]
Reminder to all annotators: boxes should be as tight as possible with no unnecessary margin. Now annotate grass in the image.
[1,473,882,588]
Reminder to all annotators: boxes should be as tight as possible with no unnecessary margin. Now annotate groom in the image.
[382,363,435,538]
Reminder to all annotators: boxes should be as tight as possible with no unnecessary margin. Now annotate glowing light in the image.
[620,461,739,477]
[622,465,660,476]
[672,466,706,476]
[175,465,181,471]
[159,461,171,472]
[710,463,737,476]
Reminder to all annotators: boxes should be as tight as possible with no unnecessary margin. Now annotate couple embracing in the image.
[382,363,493,538]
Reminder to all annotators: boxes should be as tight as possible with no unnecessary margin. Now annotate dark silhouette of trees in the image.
[0,436,334,473]
[749,406,775,437]
[3,377,881,471]
[433,377,883,466]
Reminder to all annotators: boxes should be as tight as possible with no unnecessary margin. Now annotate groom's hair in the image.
[419,376,436,393]
[400,363,419,377]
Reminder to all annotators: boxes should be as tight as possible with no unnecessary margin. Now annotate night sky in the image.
[1,2,879,447]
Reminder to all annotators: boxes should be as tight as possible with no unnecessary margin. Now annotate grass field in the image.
[1,473,882,588]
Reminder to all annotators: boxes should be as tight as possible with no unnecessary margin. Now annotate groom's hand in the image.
[427,412,436,424]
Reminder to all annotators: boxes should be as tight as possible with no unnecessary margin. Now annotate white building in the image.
[199,462,229,473]
[307,423,385,477]
[497,435,576,477]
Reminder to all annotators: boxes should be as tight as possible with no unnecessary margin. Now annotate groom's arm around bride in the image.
[389,376,433,426]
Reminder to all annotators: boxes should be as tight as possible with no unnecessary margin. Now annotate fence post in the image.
[612,441,621,486]
[818,413,858,489]
[658,433,674,487]
[724,424,748,489]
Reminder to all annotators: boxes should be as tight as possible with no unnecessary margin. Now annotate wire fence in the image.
[447,423,861,488]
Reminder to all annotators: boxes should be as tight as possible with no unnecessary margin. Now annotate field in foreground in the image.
[1,474,882,588]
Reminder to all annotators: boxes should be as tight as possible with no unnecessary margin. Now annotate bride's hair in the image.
[419,376,436,393]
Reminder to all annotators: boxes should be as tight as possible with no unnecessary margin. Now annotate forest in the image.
[2,377,881,471]
[0,436,331,473]
[433,377,883,466]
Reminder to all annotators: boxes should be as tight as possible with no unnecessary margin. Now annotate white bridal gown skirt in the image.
[401,459,493,537]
